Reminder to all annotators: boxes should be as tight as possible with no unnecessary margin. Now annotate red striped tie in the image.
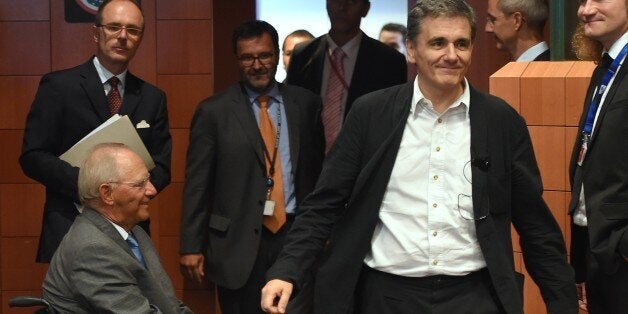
[322,48,347,153]
[107,77,122,116]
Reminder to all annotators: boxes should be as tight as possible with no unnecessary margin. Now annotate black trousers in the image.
[577,226,628,314]
[217,217,312,314]
[356,265,505,314]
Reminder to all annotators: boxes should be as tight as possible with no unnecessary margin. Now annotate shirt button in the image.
[433,175,438,180]
[432,231,438,237]
[437,118,443,123]
[432,260,439,266]
[435,147,441,152]
[432,203,438,208]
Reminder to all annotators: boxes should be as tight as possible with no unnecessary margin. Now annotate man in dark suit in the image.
[179,21,324,314]
[261,1,577,313]
[569,0,628,312]
[19,0,171,263]
[485,0,550,61]
[286,0,406,151]
[44,143,189,313]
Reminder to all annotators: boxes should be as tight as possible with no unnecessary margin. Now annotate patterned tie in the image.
[126,232,147,268]
[322,47,347,153]
[107,76,122,116]
[258,95,286,233]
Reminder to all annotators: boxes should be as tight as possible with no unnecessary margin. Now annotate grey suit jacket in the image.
[43,208,191,314]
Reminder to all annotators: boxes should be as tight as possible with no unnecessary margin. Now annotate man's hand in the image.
[261,279,293,313]
[180,253,205,284]
[576,282,587,311]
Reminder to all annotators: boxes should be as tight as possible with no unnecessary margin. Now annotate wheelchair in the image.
[8,296,57,314]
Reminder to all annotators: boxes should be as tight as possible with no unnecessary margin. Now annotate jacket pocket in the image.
[208,214,231,232]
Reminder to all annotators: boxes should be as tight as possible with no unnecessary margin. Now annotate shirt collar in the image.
[326,31,362,57]
[516,41,549,62]
[410,76,470,117]
[107,219,130,240]
[606,32,628,60]
[93,56,127,88]
[244,82,281,105]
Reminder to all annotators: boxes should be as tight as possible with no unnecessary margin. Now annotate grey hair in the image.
[78,143,127,208]
[407,0,476,43]
[498,0,548,34]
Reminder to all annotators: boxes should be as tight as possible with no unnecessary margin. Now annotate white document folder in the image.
[60,115,155,169]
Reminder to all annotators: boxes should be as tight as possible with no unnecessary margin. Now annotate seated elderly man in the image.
[43,143,191,313]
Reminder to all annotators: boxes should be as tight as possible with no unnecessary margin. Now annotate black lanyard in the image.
[260,98,282,188]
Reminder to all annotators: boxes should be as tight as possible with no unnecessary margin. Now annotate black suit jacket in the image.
[20,58,172,262]
[180,82,324,289]
[569,57,628,281]
[286,33,407,119]
[268,82,577,314]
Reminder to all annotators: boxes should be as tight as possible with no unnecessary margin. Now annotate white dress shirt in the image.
[364,77,486,277]
[516,41,549,62]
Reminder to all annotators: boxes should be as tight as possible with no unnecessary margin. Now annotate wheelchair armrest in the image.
[8,296,51,308]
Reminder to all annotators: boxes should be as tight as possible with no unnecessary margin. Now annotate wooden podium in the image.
[490,61,595,313]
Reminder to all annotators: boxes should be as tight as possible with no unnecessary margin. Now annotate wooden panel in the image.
[0,76,41,130]
[511,225,521,253]
[528,126,566,191]
[565,192,573,251]
[182,288,220,314]
[160,236,184,290]
[0,184,44,237]
[521,260,546,314]
[156,20,212,74]
[543,191,568,241]
[158,75,213,129]
[0,130,32,184]
[157,183,183,236]
[50,1,94,71]
[489,62,529,113]
[172,129,190,183]
[0,0,49,21]
[565,62,595,127]
[565,127,578,190]
[128,0,157,84]
[156,0,212,20]
[0,237,47,290]
[520,62,574,126]
[0,22,50,75]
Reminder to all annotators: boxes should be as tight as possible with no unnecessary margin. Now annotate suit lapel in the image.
[279,84,301,171]
[306,38,328,94]
[82,208,137,259]
[79,58,111,121]
[348,34,371,106]
[119,72,142,116]
[469,87,490,223]
[230,84,265,166]
[589,59,628,144]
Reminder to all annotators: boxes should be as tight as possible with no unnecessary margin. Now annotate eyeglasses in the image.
[109,175,151,189]
[457,160,489,220]
[238,52,275,67]
[97,24,144,38]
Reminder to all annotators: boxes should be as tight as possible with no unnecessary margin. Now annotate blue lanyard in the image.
[583,43,628,136]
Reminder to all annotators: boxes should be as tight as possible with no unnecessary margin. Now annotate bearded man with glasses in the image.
[20,0,172,263]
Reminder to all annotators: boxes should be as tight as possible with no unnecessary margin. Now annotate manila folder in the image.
[60,115,155,169]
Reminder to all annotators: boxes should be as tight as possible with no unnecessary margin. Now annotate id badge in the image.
[263,200,275,216]
[577,134,589,166]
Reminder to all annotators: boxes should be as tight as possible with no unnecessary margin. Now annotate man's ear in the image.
[512,12,524,31]
[405,39,416,64]
[93,25,100,43]
[99,183,115,206]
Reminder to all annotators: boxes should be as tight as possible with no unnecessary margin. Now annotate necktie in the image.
[126,232,147,268]
[258,95,286,233]
[107,77,122,116]
[323,48,347,153]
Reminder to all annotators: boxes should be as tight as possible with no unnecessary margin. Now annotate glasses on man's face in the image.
[238,52,275,67]
[97,24,144,39]
[109,175,151,190]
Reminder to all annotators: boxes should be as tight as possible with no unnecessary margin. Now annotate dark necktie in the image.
[107,76,122,116]
[323,48,347,153]
[258,95,286,233]
[126,232,147,268]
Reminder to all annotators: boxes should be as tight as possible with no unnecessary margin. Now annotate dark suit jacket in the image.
[180,82,324,289]
[569,56,628,281]
[286,33,407,119]
[43,208,190,313]
[20,58,172,262]
[534,49,551,61]
[267,82,577,314]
